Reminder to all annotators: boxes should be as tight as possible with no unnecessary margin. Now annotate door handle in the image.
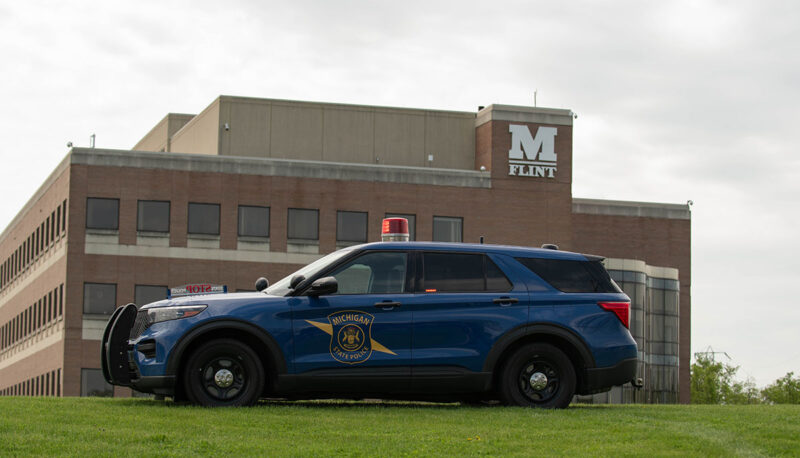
[493,297,519,305]
[374,301,401,309]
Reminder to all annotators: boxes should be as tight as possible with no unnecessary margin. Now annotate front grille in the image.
[129,310,152,339]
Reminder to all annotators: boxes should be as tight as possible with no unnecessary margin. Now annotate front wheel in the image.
[498,343,576,409]
[183,338,264,407]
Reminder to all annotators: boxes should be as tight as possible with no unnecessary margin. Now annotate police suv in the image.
[102,219,638,408]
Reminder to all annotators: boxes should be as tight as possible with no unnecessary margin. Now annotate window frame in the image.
[327,250,411,295]
[82,282,117,316]
[419,251,512,293]
[85,197,119,231]
[237,205,270,238]
[432,215,463,243]
[137,200,171,233]
[287,208,320,241]
[187,202,221,236]
[336,210,368,243]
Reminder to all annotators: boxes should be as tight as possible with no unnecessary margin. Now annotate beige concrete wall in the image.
[208,97,477,169]
[170,100,221,156]
[133,114,195,153]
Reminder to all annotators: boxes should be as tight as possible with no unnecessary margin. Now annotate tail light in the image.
[598,301,630,329]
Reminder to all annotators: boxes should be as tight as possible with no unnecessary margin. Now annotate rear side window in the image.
[423,253,512,293]
[515,257,620,293]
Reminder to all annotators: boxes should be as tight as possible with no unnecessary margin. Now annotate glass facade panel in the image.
[287,208,319,240]
[432,216,462,242]
[336,211,367,243]
[188,203,220,235]
[137,200,170,232]
[83,283,117,315]
[135,285,167,307]
[86,198,119,230]
[238,206,270,237]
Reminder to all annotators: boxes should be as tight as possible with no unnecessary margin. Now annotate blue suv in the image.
[102,242,638,408]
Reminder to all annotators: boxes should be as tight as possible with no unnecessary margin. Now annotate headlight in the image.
[147,305,207,324]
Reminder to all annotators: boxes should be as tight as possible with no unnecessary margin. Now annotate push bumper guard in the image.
[101,303,138,387]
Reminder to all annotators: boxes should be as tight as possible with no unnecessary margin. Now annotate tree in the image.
[761,372,800,404]
[690,353,760,404]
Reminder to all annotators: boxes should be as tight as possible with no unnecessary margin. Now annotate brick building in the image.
[0,96,691,402]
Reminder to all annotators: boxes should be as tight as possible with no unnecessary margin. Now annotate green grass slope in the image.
[0,398,798,456]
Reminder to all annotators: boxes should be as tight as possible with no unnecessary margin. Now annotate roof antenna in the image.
[534,90,537,107]
[479,236,484,244]
[90,133,96,148]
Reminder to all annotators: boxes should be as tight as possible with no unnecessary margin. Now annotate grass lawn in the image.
[0,397,798,456]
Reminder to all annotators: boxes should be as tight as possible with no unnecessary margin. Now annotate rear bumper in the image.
[578,357,638,395]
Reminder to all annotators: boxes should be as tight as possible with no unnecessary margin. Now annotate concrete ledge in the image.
[476,104,574,127]
[573,198,690,220]
[70,148,492,189]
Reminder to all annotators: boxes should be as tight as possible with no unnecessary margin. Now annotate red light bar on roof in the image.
[381,218,409,242]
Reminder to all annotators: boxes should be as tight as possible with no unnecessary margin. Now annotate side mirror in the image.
[255,277,269,292]
[289,274,305,290]
[309,276,338,296]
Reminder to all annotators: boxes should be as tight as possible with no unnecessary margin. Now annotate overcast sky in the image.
[1,0,798,387]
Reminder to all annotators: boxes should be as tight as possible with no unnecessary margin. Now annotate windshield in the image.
[265,248,355,296]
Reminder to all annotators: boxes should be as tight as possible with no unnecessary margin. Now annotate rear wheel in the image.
[183,339,264,407]
[498,343,575,409]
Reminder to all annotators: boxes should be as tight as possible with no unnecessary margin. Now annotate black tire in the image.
[183,338,264,407]
[498,343,576,409]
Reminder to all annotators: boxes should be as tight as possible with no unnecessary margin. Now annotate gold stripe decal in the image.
[305,318,397,358]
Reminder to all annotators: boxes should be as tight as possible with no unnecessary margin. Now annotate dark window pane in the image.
[486,257,512,291]
[432,216,462,242]
[287,208,318,240]
[516,258,621,293]
[83,283,117,315]
[238,206,270,237]
[385,213,416,241]
[423,252,484,292]
[86,198,119,230]
[188,203,220,235]
[331,251,408,294]
[81,368,113,397]
[137,201,170,232]
[135,285,167,306]
[337,211,367,242]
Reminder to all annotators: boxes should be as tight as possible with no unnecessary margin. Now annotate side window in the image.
[423,252,484,292]
[423,252,512,293]
[329,252,408,295]
[137,200,170,232]
[486,257,513,292]
[515,257,621,293]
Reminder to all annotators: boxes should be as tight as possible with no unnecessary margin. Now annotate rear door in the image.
[409,251,528,392]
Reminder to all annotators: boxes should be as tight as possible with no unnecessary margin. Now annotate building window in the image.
[238,206,270,237]
[83,283,117,316]
[81,368,113,397]
[137,200,170,233]
[187,203,220,235]
[134,285,167,307]
[385,213,416,241]
[287,208,319,241]
[432,216,462,242]
[86,198,119,230]
[337,211,367,243]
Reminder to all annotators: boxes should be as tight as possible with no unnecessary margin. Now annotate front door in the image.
[291,250,413,392]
